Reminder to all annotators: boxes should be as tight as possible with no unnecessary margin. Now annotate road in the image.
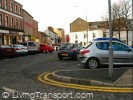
[0,52,132,100]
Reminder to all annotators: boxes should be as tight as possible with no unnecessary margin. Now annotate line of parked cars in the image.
[57,38,133,69]
[0,41,55,58]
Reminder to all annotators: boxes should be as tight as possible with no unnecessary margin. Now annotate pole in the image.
[108,0,113,78]
[132,0,133,46]
[85,8,88,44]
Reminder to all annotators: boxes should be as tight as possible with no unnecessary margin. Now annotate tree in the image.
[102,0,132,45]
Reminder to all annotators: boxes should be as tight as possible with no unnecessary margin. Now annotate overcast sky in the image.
[15,0,119,33]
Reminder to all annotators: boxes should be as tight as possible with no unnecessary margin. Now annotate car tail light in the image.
[15,48,20,50]
[71,48,76,52]
[82,49,90,54]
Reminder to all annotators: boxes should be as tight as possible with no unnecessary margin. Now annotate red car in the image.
[40,44,54,53]
[0,45,16,57]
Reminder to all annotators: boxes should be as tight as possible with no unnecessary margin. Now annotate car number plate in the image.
[62,54,68,56]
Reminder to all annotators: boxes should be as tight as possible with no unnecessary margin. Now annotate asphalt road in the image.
[0,52,132,100]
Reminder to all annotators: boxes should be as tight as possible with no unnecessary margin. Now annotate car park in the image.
[78,40,133,69]
[19,41,40,53]
[0,45,15,57]
[40,44,54,53]
[58,43,83,60]
[10,44,28,55]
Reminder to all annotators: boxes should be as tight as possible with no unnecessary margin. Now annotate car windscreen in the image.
[19,43,27,46]
[28,42,36,46]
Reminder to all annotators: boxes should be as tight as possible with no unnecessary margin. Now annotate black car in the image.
[57,43,83,60]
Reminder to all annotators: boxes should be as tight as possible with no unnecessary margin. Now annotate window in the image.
[103,32,106,37]
[75,34,78,39]
[112,42,129,51]
[93,33,96,38]
[5,0,8,10]
[5,16,8,27]
[0,0,2,7]
[15,5,17,13]
[19,7,21,15]
[15,19,18,28]
[10,2,13,12]
[0,14,2,26]
[96,42,108,50]
[20,20,22,29]
[11,18,13,28]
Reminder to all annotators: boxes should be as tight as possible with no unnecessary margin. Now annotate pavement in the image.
[50,67,133,87]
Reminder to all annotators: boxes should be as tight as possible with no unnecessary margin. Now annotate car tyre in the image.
[58,54,63,60]
[86,58,99,69]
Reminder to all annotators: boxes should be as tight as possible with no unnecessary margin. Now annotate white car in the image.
[19,41,40,53]
[78,40,133,69]
[10,44,28,55]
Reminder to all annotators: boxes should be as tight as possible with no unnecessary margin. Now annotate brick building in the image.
[0,0,24,45]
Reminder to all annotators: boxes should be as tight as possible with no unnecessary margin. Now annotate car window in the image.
[60,44,69,48]
[96,42,108,50]
[112,42,129,51]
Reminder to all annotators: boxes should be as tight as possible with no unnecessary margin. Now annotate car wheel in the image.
[43,50,47,53]
[73,53,78,60]
[86,58,99,69]
[58,55,63,60]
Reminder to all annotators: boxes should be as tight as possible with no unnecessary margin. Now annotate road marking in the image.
[38,73,133,93]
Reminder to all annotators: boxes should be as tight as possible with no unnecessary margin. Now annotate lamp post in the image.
[108,0,113,78]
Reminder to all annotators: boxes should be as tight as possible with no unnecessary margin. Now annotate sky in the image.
[15,0,119,34]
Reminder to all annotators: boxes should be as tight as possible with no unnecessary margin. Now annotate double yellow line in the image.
[38,73,133,93]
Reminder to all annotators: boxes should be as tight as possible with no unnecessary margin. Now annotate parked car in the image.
[0,45,15,57]
[10,44,28,55]
[58,43,83,60]
[40,44,54,53]
[19,41,40,53]
[78,40,133,69]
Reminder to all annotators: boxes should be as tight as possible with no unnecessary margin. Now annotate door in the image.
[112,42,133,65]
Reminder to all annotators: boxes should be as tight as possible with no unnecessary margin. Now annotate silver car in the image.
[78,40,133,69]
[10,44,28,55]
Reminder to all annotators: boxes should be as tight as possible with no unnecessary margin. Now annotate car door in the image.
[112,42,133,64]
[95,42,109,64]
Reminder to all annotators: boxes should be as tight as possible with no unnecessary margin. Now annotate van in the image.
[19,41,40,53]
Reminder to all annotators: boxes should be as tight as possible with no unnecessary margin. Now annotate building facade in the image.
[54,28,65,43]
[0,0,24,45]
[44,27,58,44]
[69,17,133,46]
[23,9,34,42]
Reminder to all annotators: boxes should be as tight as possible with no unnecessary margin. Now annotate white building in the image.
[44,29,58,44]
[69,18,133,46]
